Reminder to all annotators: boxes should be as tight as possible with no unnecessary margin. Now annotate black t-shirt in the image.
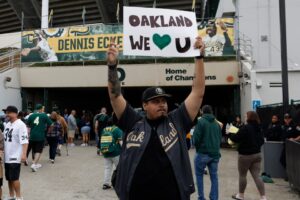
[282,122,300,140]
[266,123,282,141]
[118,103,193,200]
[129,118,181,200]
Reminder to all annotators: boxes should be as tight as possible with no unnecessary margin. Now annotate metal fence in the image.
[257,102,300,132]
[286,140,300,191]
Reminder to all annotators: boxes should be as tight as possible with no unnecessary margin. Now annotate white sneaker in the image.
[31,164,38,172]
[16,197,23,200]
[81,143,86,147]
[36,163,42,168]
[71,143,75,147]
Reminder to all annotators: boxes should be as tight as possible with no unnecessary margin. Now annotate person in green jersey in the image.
[100,118,122,190]
[27,104,52,172]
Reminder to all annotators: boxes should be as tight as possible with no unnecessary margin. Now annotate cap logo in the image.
[156,88,163,94]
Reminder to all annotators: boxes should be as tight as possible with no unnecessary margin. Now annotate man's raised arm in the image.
[184,37,206,121]
[107,41,126,119]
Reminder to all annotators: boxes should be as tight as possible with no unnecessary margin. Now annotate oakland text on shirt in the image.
[126,131,145,149]
[159,122,179,152]
[126,122,179,152]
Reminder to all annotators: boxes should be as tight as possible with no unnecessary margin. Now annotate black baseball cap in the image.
[2,106,18,114]
[284,113,292,119]
[142,87,171,102]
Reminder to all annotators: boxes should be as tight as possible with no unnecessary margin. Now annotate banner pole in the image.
[21,12,24,31]
[192,0,196,11]
[21,12,24,67]
[82,6,86,25]
[116,2,120,24]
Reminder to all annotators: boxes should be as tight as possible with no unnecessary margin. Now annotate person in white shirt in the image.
[0,128,4,200]
[2,106,28,200]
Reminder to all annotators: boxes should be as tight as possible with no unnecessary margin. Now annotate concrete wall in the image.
[255,69,300,104]
[216,0,235,17]
[240,61,254,116]
[240,59,300,115]
[235,0,300,116]
[237,0,300,69]
[0,32,21,49]
[20,61,239,88]
[0,68,22,111]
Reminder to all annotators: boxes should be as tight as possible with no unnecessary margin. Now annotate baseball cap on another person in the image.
[142,87,171,102]
[35,104,43,110]
[284,113,292,119]
[2,106,18,113]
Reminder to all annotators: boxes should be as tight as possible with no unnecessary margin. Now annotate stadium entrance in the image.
[22,85,239,125]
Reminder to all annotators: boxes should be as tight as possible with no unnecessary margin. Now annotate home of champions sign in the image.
[123,6,199,57]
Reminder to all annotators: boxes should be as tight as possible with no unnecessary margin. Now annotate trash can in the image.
[262,141,287,179]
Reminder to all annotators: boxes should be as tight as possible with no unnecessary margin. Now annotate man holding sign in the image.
[106,8,205,200]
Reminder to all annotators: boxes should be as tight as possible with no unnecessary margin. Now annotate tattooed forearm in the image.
[108,65,121,98]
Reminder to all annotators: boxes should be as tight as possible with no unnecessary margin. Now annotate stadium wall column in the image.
[41,0,49,29]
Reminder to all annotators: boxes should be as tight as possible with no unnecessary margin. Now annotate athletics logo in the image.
[155,87,164,95]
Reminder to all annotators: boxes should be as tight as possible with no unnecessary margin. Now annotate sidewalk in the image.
[2,145,298,200]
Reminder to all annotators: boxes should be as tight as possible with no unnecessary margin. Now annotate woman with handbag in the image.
[228,111,267,200]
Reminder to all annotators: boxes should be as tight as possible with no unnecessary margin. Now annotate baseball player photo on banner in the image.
[198,18,235,57]
[123,6,199,57]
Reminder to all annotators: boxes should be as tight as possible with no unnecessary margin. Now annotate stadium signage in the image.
[21,19,234,62]
[123,6,199,57]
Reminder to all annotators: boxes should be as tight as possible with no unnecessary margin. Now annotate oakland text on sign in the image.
[128,15,193,28]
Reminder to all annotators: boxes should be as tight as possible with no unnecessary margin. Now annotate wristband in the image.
[195,54,204,59]
[108,63,118,69]
[108,60,118,69]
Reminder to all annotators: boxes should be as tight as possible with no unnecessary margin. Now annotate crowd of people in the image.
[0,37,299,200]
[0,103,123,200]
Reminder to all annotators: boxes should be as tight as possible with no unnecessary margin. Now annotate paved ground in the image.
[2,144,299,200]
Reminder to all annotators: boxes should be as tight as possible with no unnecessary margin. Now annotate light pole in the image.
[279,0,289,114]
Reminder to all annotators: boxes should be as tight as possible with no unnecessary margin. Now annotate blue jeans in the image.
[194,153,219,200]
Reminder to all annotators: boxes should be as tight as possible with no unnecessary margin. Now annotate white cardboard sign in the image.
[123,6,199,57]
